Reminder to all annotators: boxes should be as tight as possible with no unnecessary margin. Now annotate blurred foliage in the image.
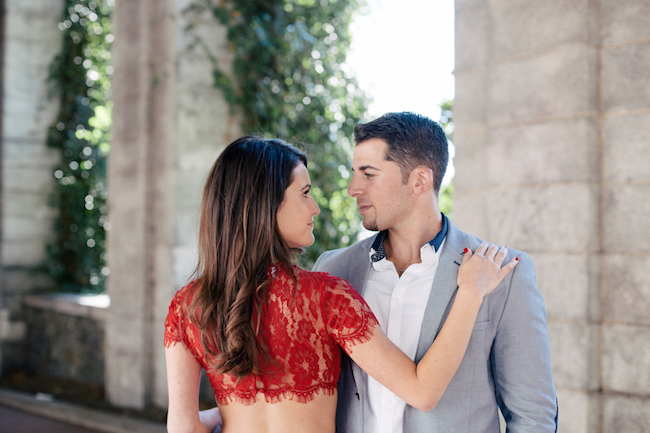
[185,0,370,266]
[438,99,454,218]
[46,0,114,293]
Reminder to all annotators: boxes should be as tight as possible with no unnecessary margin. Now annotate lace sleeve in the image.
[319,275,379,352]
[164,284,196,349]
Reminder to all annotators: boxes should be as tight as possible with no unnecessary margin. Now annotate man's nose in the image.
[347,174,359,197]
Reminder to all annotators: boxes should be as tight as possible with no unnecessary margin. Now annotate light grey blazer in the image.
[313,219,557,433]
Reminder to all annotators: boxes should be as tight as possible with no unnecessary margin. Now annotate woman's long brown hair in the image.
[188,136,307,378]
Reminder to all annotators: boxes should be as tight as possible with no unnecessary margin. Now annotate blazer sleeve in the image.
[491,251,558,432]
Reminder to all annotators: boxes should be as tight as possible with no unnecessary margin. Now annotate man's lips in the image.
[357,204,372,214]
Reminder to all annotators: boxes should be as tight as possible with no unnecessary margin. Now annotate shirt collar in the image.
[369,214,448,263]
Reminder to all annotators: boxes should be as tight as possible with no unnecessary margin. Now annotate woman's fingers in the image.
[462,247,473,264]
[485,244,500,260]
[459,244,519,296]
[494,246,508,266]
[500,257,519,277]
[471,242,504,261]
[467,244,512,269]
[474,241,489,256]
[463,241,519,267]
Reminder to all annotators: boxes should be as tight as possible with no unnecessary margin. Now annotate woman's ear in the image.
[411,167,434,195]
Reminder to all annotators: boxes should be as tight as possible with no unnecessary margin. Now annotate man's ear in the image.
[411,167,434,195]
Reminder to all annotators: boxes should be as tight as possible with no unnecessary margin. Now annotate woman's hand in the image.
[457,242,518,298]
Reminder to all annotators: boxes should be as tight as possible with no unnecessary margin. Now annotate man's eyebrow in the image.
[351,165,380,171]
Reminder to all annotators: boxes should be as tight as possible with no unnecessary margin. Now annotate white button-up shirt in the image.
[362,234,446,433]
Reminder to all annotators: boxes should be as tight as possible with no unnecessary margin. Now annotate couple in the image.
[164,112,558,433]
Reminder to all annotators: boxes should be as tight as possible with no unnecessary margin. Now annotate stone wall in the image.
[1,0,61,297]
[599,1,650,431]
[453,0,650,431]
[0,0,63,372]
[23,294,107,385]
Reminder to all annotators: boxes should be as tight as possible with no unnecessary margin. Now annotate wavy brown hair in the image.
[188,136,307,378]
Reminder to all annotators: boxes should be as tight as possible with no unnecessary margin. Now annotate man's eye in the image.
[365,173,374,178]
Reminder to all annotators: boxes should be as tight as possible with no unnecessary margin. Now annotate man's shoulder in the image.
[449,224,530,257]
[447,220,529,262]
[313,235,376,273]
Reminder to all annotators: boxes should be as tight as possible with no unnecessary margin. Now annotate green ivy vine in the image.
[185,0,370,265]
[438,99,454,218]
[46,0,114,293]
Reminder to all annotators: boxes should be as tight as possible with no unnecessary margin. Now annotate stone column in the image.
[454,1,600,432]
[105,0,176,409]
[454,0,650,431]
[172,0,241,292]
[599,0,650,430]
[0,0,5,375]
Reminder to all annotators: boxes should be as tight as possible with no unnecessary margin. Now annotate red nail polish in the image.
[464,248,469,253]
[515,257,519,261]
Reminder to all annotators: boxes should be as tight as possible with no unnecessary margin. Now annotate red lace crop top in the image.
[164,265,379,405]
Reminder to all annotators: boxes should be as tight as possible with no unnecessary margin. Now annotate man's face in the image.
[348,138,411,232]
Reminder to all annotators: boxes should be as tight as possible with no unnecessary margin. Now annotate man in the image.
[313,112,557,433]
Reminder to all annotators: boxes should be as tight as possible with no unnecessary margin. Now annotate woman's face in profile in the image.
[276,163,321,248]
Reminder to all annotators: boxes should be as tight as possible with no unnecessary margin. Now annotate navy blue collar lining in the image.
[370,214,448,263]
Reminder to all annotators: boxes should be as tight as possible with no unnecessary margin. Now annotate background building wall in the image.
[0,0,62,372]
[172,0,241,293]
[24,294,107,386]
[2,0,648,422]
[453,0,650,431]
[599,1,650,430]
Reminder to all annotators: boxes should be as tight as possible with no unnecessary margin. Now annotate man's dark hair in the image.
[354,112,449,192]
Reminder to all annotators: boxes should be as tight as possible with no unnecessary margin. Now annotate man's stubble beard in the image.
[363,217,379,232]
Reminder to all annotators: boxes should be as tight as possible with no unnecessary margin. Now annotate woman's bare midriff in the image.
[219,390,338,433]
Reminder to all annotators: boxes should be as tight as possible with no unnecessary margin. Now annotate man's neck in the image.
[383,212,444,270]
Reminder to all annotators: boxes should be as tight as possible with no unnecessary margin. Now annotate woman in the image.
[165,136,517,433]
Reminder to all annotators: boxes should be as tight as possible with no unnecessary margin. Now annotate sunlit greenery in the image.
[46,0,114,293]
[438,99,454,218]
[186,0,370,266]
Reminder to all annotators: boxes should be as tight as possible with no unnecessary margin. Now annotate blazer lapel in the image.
[415,220,467,361]
[345,236,375,405]
[344,236,374,297]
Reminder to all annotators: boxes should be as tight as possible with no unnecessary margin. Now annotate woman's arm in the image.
[166,343,219,433]
[346,243,518,412]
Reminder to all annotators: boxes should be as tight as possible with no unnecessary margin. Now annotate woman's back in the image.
[219,392,336,433]
[164,265,378,432]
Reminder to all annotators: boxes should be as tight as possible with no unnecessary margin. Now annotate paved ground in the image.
[0,404,103,433]
[0,389,166,433]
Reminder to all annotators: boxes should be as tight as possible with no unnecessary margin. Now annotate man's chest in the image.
[364,267,437,358]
